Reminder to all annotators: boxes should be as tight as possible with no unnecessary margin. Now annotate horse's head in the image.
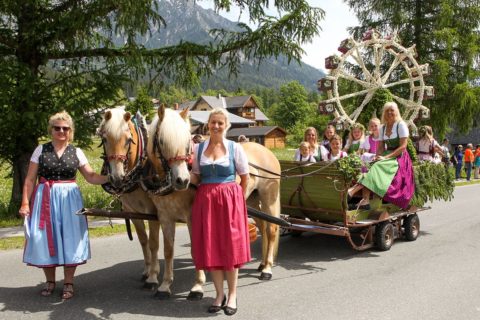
[147,104,191,191]
[97,108,139,188]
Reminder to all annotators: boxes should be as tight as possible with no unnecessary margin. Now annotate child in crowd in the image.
[416,125,443,163]
[322,134,347,161]
[343,123,365,155]
[359,118,381,164]
[321,124,336,152]
[294,141,316,162]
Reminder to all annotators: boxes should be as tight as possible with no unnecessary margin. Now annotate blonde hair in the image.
[323,124,336,140]
[418,125,433,142]
[381,102,403,124]
[299,141,310,149]
[48,110,75,142]
[348,123,365,142]
[208,108,231,136]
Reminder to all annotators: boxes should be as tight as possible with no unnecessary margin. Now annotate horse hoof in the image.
[259,272,272,281]
[143,282,158,291]
[257,264,265,272]
[140,274,148,282]
[187,291,204,301]
[154,291,171,300]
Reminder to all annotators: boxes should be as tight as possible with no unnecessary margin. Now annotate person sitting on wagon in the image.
[321,124,336,152]
[322,134,347,162]
[347,102,415,211]
[359,118,381,164]
[415,125,444,163]
[294,127,327,162]
[294,141,316,162]
[343,123,365,155]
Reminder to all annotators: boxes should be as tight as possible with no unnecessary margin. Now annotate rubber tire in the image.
[403,214,420,241]
[375,222,394,251]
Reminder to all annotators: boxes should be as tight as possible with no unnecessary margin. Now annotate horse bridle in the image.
[146,128,192,196]
[99,115,146,195]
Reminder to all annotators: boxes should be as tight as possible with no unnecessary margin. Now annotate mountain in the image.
[112,0,325,91]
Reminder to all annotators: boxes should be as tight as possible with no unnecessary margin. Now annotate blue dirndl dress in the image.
[23,143,90,267]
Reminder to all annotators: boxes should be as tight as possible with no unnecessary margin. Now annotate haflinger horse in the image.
[97,107,205,300]
[96,108,161,288]
[146,105,281,291]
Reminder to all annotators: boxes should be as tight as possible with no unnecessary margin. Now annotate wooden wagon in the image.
[275,160,428,251]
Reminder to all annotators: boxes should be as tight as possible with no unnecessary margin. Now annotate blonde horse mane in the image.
[148,108,191,158]
[98,107,130,142]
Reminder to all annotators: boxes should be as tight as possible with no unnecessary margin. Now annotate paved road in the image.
[1,184,479,320]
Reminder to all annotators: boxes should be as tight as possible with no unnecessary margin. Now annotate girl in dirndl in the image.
[348,102,415,210]
[416,125,444,163]
[190,108,250,316]
[19,111,108,300]
[322,134,347,161]
[343,123,365,155]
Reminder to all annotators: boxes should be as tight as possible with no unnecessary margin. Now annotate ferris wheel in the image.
[318,29,433,131]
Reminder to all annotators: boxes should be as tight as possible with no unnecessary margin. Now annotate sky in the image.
[197,1,359,71]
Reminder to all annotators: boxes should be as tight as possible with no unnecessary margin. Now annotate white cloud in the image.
[197,0,359,71]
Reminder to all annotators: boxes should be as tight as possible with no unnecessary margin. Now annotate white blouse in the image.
[379,121,409,141]
[192,138,249,175]
[322,151,348,162]
[30,145,88,167]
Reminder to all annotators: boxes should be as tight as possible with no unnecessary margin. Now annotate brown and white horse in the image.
[97,108,161,288]
[97,107,204,299]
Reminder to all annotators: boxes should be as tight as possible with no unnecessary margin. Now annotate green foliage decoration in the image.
[410,162,455,207]
[406,138,418,163]
[336,155,363,183]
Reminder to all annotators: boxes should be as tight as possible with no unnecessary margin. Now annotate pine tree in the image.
[0,0,324,215]
[344,0,480,137]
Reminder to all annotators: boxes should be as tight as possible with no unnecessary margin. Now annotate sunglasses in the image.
[53,126,71,132]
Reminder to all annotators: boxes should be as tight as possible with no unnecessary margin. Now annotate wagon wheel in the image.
[375,222,394,251]
[403,214,420,241]
[319,30,433,131]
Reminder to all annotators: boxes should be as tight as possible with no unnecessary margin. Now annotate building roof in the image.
[178,100,195,110]
[185,111,255,125]
[199,96,227,109]
[447,127,480,145]
[226,126,286,138]
[225,96,251,109]
[179,95,269,121]
[255,108,269,121]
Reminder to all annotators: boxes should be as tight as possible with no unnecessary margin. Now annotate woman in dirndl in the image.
[190,108,250,316]
[19,111,107,300]
[348,102,415,210]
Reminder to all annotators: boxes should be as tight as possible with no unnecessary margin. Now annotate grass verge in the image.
[0,224,132,251]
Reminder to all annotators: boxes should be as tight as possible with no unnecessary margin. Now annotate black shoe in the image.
[224,299,237,316]
[207,295,226,313]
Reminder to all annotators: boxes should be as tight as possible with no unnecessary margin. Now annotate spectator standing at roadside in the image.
[474,144,480,179]
[464,143,474,181]
[440,138,451,167]
[453,145,464,180]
